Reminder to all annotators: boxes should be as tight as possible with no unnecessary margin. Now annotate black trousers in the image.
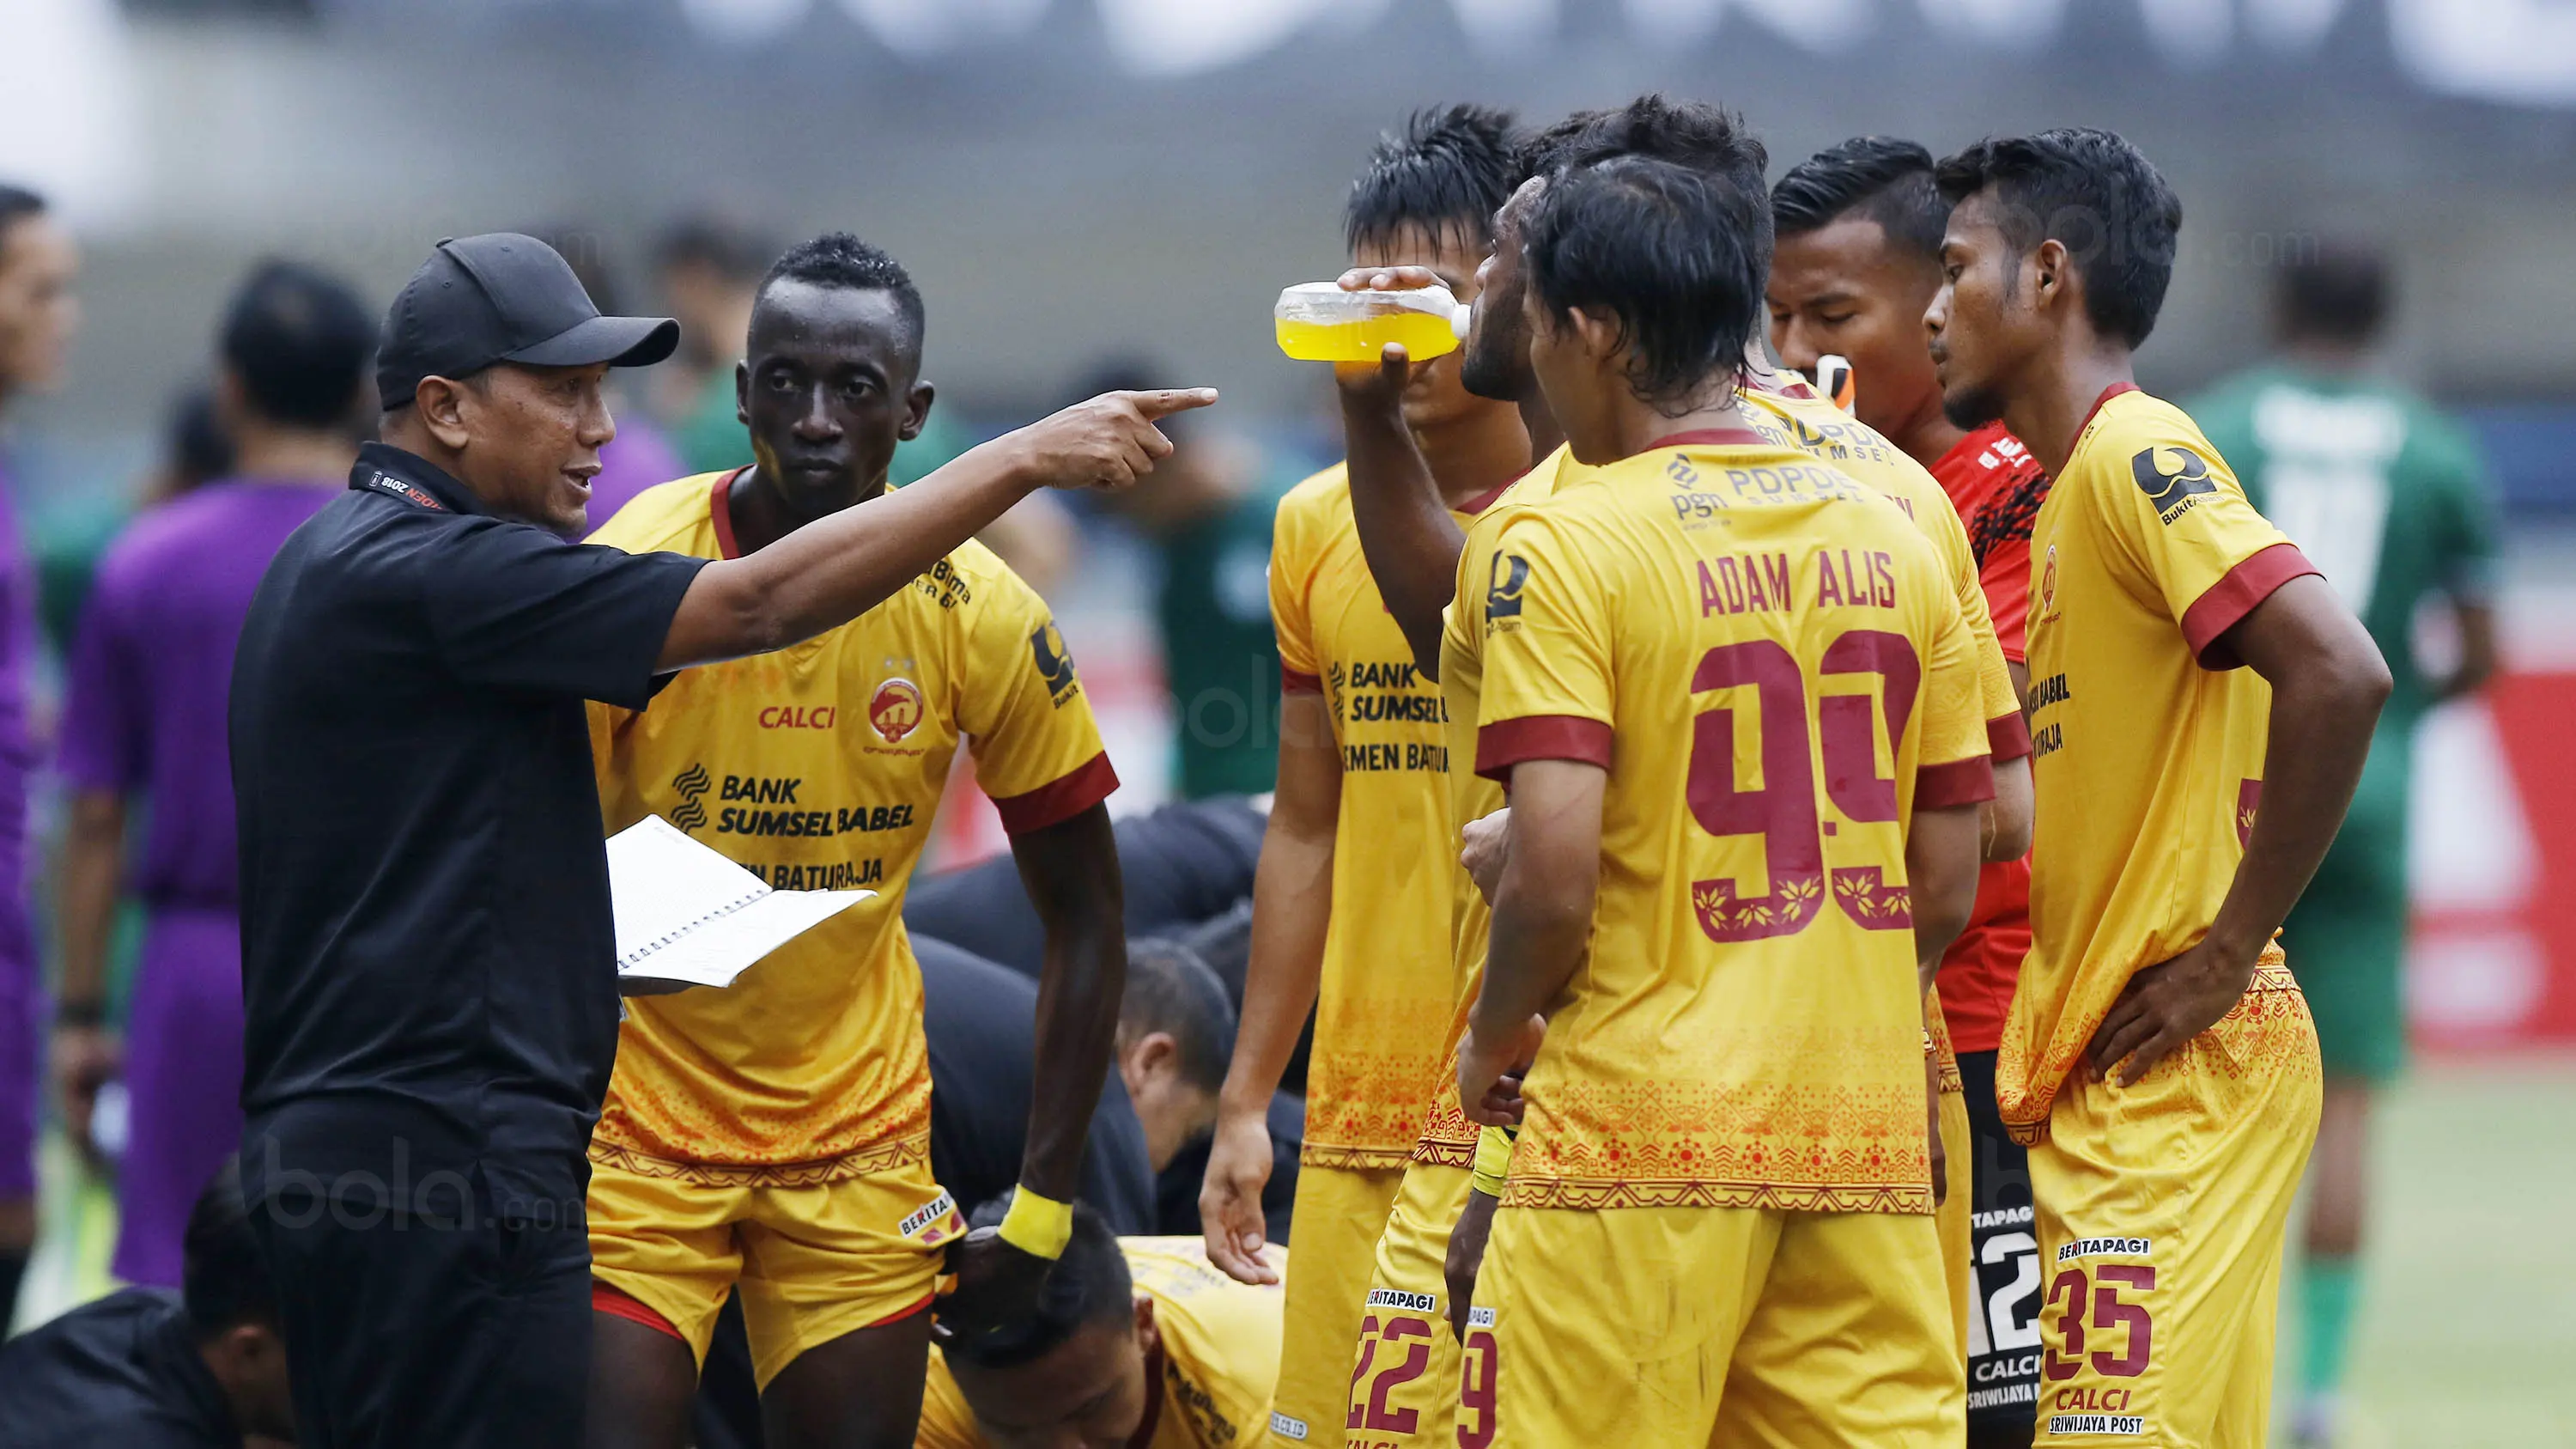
[247,1170,592,1448]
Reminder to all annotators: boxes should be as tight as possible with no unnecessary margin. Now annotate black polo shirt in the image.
[0,1289,239,1447]
[230,441,708,1218]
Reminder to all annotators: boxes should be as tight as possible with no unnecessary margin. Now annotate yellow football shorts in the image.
[586,1142,964,1390]
[2028,965,2320,1448]
[1268,1160,1406,1446]
[1343,1159,1478,1449]
[1479,1202,1963,1447]
[1939,1077,1975,1356]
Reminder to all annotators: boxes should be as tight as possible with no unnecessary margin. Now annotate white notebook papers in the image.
[607,815,872,993]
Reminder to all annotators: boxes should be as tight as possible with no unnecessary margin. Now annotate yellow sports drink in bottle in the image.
[1273,282,1466,362]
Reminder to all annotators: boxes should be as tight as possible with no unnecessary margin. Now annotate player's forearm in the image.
[1984,753,2034,862]
[1219,819,1334,1121]
[1012,806,1128,1202]
[1476,883,1589,1037]
[53,791,126,1014]
[2210,649,2390,965]
[658,439,1042,671]
[1340,388,1467,679]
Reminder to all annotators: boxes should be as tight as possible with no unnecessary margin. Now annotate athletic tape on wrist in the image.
[998,1186,1074,1260]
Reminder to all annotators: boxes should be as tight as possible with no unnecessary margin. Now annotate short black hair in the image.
[1935,128,2184,350]
[1121,938,1234,1094]
[756,231,926,351]
[653,211,778,285]
[1510,110,1607,187]
[220,259,374,429]
[1550,97,1771,275]
[948,1198,1131,1370]
[183,1159,277,1337]
[1345,105,1522,255]
[1772,136,1947,262]
[2276,239,2389,346]
[1526,155,1765,410]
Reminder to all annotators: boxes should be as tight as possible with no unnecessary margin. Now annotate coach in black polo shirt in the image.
[228,233,1212,1449]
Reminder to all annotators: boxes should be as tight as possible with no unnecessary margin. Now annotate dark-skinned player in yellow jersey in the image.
[583,235,1157,1449]
[1926,130,2388,1447]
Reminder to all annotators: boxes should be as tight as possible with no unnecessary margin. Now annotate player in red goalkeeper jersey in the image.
[1769,135,2052,1446]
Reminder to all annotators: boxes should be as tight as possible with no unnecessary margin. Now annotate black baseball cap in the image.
[375,232,680,411]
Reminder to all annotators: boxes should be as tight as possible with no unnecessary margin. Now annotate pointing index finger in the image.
[1121,387,1219,419]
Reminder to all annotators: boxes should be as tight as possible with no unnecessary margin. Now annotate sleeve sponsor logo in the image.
[867,678,924,744]
[1465,1306,1497,1328]
[1029,622,1081,706]
[1485,551,1528,621]
[2129,445,2217,522]
[1270,1411,1310,1440]
[669,763,711,832]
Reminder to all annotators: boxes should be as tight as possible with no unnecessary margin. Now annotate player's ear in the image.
[902,381,935,443]
[2030,238,2069,316]
[735,358,752,428]
[1133,1294,1158,1350]
[1566,305,1621,367]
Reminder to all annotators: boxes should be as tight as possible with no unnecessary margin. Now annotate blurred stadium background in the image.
[3,1,2573,1443]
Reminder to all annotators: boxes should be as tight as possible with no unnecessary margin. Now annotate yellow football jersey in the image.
[1407,443,1583,1168]
[915,1238,1286,1449]
[1271,465,1506,1167]
[1473,429,1993,1215]
[1741,379,2029,756]
[2005,386,2318,1137]
[587,473,1115,1170]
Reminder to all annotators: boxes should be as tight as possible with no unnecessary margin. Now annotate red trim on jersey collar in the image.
[1455,477,1517,516]
[1646,427,1773,451]
[708,467,751,560]
[2076,381,2141,440]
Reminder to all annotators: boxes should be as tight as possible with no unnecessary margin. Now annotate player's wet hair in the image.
[653,211,778,285]
[1771,136,1947,263]
[1345,104,1522,255]
[948,1198,1132,1371]
[219,259,374,429]
[184,1158,279,1337]
[2275,239,2389,347]
[756,231,927,354]
[1935,128,2183,350]
[1526,155,1765,410]
[1549,96,1771,276]
[1121,937,1236,1095]
[1510,110,1607,187]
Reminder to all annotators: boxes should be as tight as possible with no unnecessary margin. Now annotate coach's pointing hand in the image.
[1012,388,1218,493]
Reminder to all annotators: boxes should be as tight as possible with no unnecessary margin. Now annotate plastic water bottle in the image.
[1273,282,1467,362]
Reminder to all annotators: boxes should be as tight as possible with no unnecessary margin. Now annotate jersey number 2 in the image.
[1686,633,1921,942]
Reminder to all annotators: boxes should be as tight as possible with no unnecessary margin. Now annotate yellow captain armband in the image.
[998,1187,1074,1261]
[1470,1124,1516,1200]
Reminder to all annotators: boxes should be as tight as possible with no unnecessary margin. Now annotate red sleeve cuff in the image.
[1280,666,1322,695]
[990,752,1121,835]
[1474,715,1613,784]
[1917,757,1997,808]
[1987,710,2033,763]
[2181,543,2321,670]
